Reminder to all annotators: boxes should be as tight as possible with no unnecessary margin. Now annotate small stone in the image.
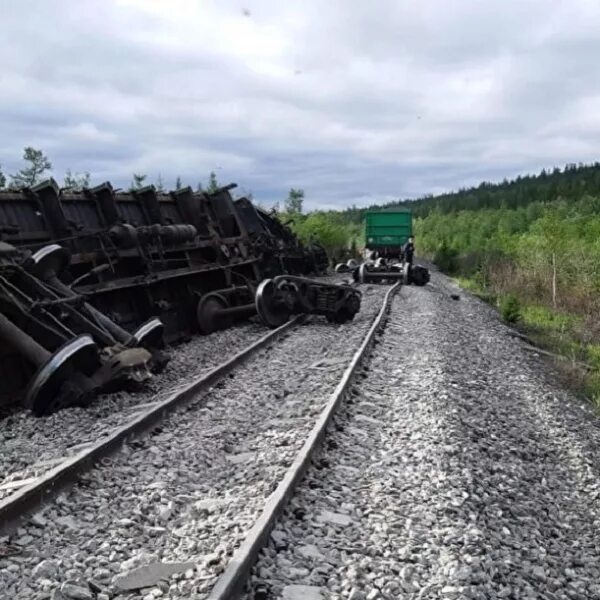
[33,559,59,579]
[30,514,48,528]
[157,502,174,522]
[355,415,382,425]
[87,579,104,593]
[441,586,460,599]
[15,535,34,546]
[202,552,220,567]
[317,511,352,527]
[114,562,195,591]
[297,544,324,560]
[60,581,93,600]
[56,516,78,530]
[94,568,112,581]
[288,566,310,579]
[282,585,323,600]
[192,498,226,516]
[226,452,255,464]
[271,530,288,550]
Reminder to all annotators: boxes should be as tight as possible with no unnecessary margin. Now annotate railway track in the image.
[0,280,388,600]
[0,317,301,529]
[0,275,354,487]
[0,321,275,500]
[208,281,400,600]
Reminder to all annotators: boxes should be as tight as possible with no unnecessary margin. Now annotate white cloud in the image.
[0,0,599,208]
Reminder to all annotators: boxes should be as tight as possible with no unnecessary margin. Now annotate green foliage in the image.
[10,147,52,188]
[278,209,360,263]
[64,169,90,191]
[175,176,182,191]
[0,165,5,189]
[130,173,147,191]
[206,171,219,193]
[586,345,600,371]
[499,294,521,323]
[285,188,304,214]
[520,305,580,334]
[584,372,600,410]
[433,241,458,273]
[155,173,165,193]
[294,212,346,257]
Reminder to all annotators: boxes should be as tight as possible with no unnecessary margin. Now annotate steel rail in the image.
[0,315,304,532]
[208,281,401,600]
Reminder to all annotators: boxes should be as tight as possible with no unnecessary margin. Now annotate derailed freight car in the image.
[0,180,326,338]
[0,179,330,413]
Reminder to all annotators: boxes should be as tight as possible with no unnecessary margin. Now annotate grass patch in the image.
[454,277,497,304]
[520,304,582,334]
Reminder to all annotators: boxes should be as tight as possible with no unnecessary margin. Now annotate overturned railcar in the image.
[234,197,329,276]
[0,180,325,341]
[0,180,329,412]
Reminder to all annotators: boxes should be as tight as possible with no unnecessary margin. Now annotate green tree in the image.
[130,173,147,191]
[295,212,347,260]
[533,208,565,308]
[0,165,5,189]
[175,176,182,191]
[206,171,219,193]
[63,169,90,191]
[10,147,52,188]
[155,173,165,193]
[285,188,304,214]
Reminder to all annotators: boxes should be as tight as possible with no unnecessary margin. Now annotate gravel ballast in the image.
[0,282,386,600]
[245,271,600,600]
[0,321,269,496]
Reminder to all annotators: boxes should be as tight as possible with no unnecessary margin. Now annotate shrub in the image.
[433,241,459,273]
[500,294,521,323]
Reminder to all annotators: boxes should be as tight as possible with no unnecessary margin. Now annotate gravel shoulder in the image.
[0,282,386,600]
[245,271,600,600]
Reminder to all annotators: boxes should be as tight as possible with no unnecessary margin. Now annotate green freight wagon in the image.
[364,209,412,258]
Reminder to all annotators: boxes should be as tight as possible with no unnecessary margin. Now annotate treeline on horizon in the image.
[408,161,600,313]
[286,161,600,263]
[333,161,600,222]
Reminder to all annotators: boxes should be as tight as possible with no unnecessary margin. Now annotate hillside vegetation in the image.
[406,163,600,406]
[283,162,600,405]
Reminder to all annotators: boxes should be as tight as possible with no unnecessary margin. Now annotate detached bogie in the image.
[256,276,361,328]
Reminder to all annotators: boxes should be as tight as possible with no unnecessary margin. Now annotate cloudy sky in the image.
[1,1,599,209]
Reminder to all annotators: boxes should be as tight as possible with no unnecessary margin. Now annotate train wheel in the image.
[358,263,369,284]
[255,279,292,328]
[197,293,232,334]
[25,335,100,416]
